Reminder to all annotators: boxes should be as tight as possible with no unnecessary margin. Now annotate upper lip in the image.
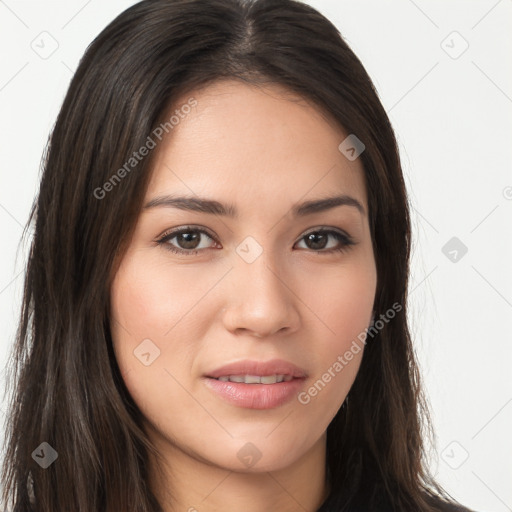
[205,359,308,379]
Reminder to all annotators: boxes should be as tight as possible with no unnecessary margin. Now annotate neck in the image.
[147,428,329,512]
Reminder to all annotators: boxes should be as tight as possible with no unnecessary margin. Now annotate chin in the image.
[202,433,318,474]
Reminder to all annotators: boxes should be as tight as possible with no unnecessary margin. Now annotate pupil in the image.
[178,232,199,249]
[307,233,327,250]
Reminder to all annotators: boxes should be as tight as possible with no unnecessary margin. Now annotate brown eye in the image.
[156,227,218,255]
[156,226,356,257]
[295,229,355,254]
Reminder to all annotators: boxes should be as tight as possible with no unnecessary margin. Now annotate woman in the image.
[1,0,475,511]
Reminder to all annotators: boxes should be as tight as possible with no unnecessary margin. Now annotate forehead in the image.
[145,79,368,217]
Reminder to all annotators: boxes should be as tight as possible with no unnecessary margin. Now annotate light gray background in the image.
[1,1,511,511]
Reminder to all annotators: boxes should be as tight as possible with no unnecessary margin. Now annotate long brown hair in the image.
[2,0,466,510]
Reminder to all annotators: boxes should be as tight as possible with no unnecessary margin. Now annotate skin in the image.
[110,79,377,512]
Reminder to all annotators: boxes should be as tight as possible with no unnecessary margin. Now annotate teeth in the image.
[228,375,245,383]
[215,374,293,384]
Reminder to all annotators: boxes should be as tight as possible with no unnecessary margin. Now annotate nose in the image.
[221,252,301,339]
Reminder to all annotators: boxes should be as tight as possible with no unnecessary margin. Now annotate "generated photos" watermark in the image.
[297,302,402,405]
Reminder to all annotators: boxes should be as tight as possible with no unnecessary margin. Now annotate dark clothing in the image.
[316,492,476,512]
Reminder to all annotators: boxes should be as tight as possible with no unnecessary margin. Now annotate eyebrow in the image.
[143,193,365,217]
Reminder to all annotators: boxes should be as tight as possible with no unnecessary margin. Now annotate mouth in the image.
[203,359,307,409]
[212,374,295,384]
[205,358,307,380]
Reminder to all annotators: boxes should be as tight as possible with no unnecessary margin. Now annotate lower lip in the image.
[203,377,305,409]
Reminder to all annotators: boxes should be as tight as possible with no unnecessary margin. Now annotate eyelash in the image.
[155,226,356,256]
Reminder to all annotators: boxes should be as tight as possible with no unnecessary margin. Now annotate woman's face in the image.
[110,79,377,474]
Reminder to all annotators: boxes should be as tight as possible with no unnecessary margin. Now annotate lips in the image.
[205,359,308,380]
[203,359,308,409]
[216,374,294,384]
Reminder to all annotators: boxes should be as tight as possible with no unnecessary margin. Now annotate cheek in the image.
[111,257,191,336]
[110,252,227,347]
[300,253,376,344]
[109,258,191,427]
[109,252,229,409]
[109,255,182,387]
[295,256,376,404]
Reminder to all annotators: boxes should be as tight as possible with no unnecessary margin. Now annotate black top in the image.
[316,491,476,512]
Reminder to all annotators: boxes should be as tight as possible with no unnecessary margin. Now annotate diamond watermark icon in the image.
[134,338,161,366]
[237,442,262,468]
[441,31,469,60]
[442,236,468,263]
[32,442,58,469]
[236,236,263,264]
[441,440,469,470]
[30,31,59,60]
[338,134,365,161]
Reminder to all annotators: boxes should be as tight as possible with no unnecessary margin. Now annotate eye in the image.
[156,226,356,256]
[156,226,218,255]
[295,228,356,254]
